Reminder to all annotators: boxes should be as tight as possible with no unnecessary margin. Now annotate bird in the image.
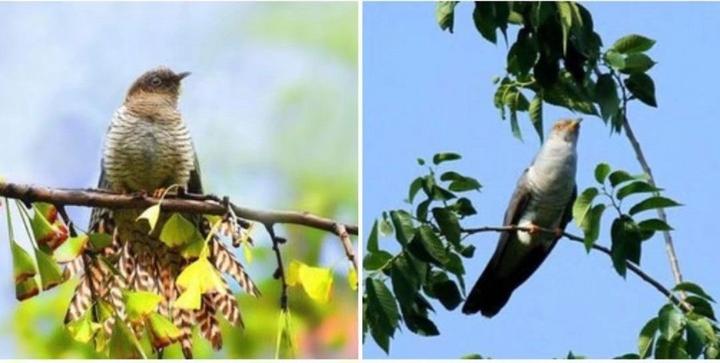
[462,118,580,317]
[63,67,259,358]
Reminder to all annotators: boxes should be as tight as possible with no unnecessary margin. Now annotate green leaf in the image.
[66,309,101,344]
[611,34,656,54]
[136,204,161,233]
[616,180,661,200]
[108,319,146,358]
[604,50,626,69]
[54,234,89,263]
[572,187,598,227]
[440,172,482,192]
[638,218,673,232]
[124,290,163,322]
[620,53,656,74]
[427,271,462,310]
[11,240,37,283]
[528,95,544,142]
[453,198,477,217]
[433,152,462,165]
[608,170,634,187]
[35,248,65,290]
[432,208,461,245]
[507,28,538,76]
[437,1,459,33]
[364,250,393,271]
[379,218,394,236]
[416,199,431,221]
[594,74,619,122]
[654,337,671,359]
[88,232,112,251]
[686,319,709,358]
[510,108,522,141]
[625,73,657,107]
[686,296,717,321]
[146,312,182,349]
[638,317,658,358]
[390,210,415,246]
[366,277,400,353]
[408,177,424,203]
[159,213,202,248]
[669,336,689,359]
[658,304,685,340]
[417,225,449,265]
[628,196,682,216]
[473,2,498,43]
[594,163,612,184]
[673,281,715,302]
[581,204,606,252]
[15,277,39,301]
[557,2,574,54]
[367,220,379,252]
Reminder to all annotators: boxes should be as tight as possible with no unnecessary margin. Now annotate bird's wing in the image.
[187,150,204,194]
[492,168,534,267]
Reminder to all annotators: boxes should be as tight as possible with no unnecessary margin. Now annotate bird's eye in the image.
[150,76,162,87]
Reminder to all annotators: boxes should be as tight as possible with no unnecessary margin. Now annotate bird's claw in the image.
[527,224,541,236]
[554,228,564,238]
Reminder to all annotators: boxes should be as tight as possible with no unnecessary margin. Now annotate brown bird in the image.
[63,67,259,358]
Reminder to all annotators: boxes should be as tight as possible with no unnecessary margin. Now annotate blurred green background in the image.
[0,2,357,358]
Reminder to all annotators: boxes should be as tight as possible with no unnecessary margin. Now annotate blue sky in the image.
[363,2,720,359]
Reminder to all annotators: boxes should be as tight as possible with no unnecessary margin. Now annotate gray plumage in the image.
[462,119,581,317]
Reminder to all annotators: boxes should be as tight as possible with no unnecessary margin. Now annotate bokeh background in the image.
[364,1,719,359]
[0,2,357,358]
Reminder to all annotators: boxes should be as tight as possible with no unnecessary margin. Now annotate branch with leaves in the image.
[0,180,357,358]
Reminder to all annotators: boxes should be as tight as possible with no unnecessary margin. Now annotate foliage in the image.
[362,1,717,358]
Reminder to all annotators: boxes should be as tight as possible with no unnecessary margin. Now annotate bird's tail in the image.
[461,265,513,318]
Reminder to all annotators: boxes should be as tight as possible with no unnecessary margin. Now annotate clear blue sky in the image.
[364,2,720,359]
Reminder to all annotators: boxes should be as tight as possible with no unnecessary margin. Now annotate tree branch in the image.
[0,181,357,236]
[611,70,685,286]
[462,225,690,312]
[334,223,357,271]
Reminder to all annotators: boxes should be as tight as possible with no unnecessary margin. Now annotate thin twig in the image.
[610,70,684,286]
[334,223,358,271]
[265,223,288,311]
[462,225,690,312]
[0,181,357,236]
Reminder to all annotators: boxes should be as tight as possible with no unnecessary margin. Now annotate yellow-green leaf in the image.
[66,309,101,344]
[30,206,68,250]
[124,291,163,322]
[11,240,37,283]
[146,312,182,349]
[243,239,254,264]
[108,319,146,358]
[174,281,202,310]
[178,233,205,259]
[348,266,358,291]
[35,248,65,290]
[54,234,89,263]
[136,205,161,233]
[88,233,112,251]
[159,213,199,248]
[299,264,333,304]
[286,260,302,287]
[15,276,39,301]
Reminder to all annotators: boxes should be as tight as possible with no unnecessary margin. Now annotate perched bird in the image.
[462,119,580,317]
[63,67,258,358]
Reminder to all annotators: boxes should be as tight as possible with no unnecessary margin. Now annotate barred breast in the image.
[102,105,196,193]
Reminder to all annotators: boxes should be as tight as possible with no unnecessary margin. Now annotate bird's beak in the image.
[571,118,582,131]
[177,71,191,80]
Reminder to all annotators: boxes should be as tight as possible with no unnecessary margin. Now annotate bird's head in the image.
[548,118,581,145]
[125,67,191,106]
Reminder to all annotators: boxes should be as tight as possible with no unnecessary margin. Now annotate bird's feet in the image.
[526,223,541,236]
[554,227,565,238]
[152,188,166,199]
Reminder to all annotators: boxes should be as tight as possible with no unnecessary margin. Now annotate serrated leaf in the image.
[625,73,657,107]
[616,180,661,200]
[363,250,393,271]
[35,248,65,290]
[428,271,462,310]
[366,277,400,336]
[611,34,656,54]
[54,234,89,263]
[673,282,715,302]
[658,304,684,340]
[432,152,462,165]
[136,204,161,233]
[367,220,379,252]
[146,312,182,349]
[159,213,200,248]
[638,317,658,358]
[595,74,619,122]
[628,196,681,216]
[417,225,449,265]
[11,240,37,283]
[594,163,611,184]
[572,187,598,227]
[124,290,163,322]
[390,210,415,246]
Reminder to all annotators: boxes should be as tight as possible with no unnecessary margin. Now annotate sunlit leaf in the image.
[298,263,333,303]
[146,312,182,349]
[15,276,39,301]
[658,304,684,340]
[66,309,101,344]
[35,248,65,290]
[594,163,612,184]
[628,196,681,216]
[673,281,715,302]
[108,319,146,358]
[286,260,302,286]
[11,240,37,283]
[124,290,163,322]
[54,234,89,263]
[348,266,357,290]
[436,1,459,33]
[160,213,201,248]
[572,187,598,227]
[174,282,202,310]
[611,34,656,54]
[136,204,160,233]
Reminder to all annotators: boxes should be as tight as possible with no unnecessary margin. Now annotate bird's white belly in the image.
[516,200,565,246]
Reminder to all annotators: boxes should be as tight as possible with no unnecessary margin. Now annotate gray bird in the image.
[462,119,580,317]
[64,67,258,358]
